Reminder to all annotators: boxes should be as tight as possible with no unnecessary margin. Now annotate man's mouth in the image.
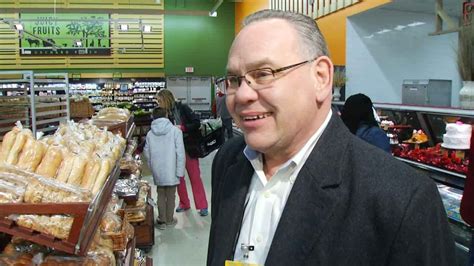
[242,113,271,121]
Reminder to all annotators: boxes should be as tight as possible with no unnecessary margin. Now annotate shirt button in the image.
[256,235,263,243]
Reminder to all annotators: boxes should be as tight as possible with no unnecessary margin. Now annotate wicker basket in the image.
[102,216,134,251]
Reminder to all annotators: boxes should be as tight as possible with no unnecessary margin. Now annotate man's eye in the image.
[252,69,273,79]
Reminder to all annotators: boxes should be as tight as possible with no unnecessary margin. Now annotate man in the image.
[215,78,233,140]
[207,9,455,266]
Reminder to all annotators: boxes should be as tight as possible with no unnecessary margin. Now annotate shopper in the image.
[207,9,455,265]
[156,89,209,217]
[340,93,391,153]
[143,107,185,230]
[215,80,233,140]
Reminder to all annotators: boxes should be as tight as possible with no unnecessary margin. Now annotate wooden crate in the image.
[70,100,94,118]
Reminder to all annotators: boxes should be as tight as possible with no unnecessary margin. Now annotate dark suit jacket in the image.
[207,112,455,265]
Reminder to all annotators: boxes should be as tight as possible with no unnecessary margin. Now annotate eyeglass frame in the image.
[223,58,316,95]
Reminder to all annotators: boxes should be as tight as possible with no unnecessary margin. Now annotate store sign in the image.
[19,13,111,56]
[464,2,474,26]
[185,67,194,73]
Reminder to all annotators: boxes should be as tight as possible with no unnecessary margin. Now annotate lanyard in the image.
[230,195,252,260]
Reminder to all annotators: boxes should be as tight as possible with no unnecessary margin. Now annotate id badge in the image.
[225,260,260,266]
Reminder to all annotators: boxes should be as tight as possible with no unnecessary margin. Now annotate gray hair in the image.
[242,9,329,59]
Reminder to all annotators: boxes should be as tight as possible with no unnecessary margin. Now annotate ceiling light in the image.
[14,23,23,31]
[209,11,218,17]
[142,25,152,33]
[394,25,406,31]
[376,29,391,34]
[407,22,426,27]
[120,24,129,31]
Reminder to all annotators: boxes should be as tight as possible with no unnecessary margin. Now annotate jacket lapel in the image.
[265,113,350,264]
[212,152,254,263]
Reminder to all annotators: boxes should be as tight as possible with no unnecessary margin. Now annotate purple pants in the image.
[177,153,208,210]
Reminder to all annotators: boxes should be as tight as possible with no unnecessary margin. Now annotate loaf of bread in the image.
[66,155,87,186]
[6,130,30,165]
[81,158,100,190]
[0,127,20,162]
[16,138,47,172]
[24,180,45,203]
[55,149,74,183]
[91,158,112,195]
[35,145,63,178]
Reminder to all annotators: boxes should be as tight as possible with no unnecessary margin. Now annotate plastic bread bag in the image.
[85,247,115,266]
[0,125,21,162]
[0,171,29,188]
[16,137,47,172]
[35,175,92,203]
[99,212,122,234]
[0,180,26,203]
[43,215,74,240]
[6,127,33,165]
[35,144,64,178]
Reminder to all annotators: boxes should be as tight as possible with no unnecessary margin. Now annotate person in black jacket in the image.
[340,93,391,153]
[156,89,209,217]
[207,9,455,265]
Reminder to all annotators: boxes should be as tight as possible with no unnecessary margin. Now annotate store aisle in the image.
[141,150,216,266]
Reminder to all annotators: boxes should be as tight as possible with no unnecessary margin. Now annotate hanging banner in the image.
[19,13,111,56]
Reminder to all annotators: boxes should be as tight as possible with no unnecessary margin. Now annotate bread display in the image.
[0,119,128,257]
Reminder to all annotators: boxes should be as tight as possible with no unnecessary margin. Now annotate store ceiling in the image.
[380,0,463,17]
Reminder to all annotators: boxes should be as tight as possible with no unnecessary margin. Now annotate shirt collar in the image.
[243,109,333,175]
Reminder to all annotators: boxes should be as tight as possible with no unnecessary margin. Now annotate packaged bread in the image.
[92,158,113,195]
[0,179,25,203]
[6,129,32,165]
[81,157,101,190]
[0,127,20,162]
[35,145,63,178]
[0,172,29,188]
[55,150,74,183]
[16,138,47,172]
[66,154,87,186]
[23,180,45,203]
[44,215,74,240]
[100,212,122,233]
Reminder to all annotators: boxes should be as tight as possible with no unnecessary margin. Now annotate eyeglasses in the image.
[224,59,315,95]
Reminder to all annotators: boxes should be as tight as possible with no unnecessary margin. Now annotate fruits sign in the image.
[19,13,110,56]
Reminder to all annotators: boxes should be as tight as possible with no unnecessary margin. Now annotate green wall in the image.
[164,0,235,76]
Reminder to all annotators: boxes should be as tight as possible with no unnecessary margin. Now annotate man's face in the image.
[226,19,329,158]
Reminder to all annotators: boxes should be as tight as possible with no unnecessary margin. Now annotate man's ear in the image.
[312,56,334,103]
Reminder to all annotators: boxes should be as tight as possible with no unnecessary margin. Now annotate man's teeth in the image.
[243,114,269,121]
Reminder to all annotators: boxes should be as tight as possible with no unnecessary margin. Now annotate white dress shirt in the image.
[233,110,333,265]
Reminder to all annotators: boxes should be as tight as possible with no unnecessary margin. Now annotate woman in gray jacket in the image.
[144,107,186,229]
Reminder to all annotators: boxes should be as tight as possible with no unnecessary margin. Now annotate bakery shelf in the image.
[0,165,120,256]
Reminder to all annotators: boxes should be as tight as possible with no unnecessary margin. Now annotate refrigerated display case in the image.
[334,102,473,265]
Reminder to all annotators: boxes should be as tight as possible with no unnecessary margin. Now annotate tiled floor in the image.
[141,150,216,266]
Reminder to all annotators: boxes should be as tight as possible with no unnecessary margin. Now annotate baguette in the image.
[35,145,63,178]
[92,158,112,195]
[5,130,29,165]
[66,155,87,186]
[0,127,20,162]
[55,151,74,183]
[16,138,47,172]
[81,159,101,190]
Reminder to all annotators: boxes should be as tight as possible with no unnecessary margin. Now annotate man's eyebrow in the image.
[226,58,275,75]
